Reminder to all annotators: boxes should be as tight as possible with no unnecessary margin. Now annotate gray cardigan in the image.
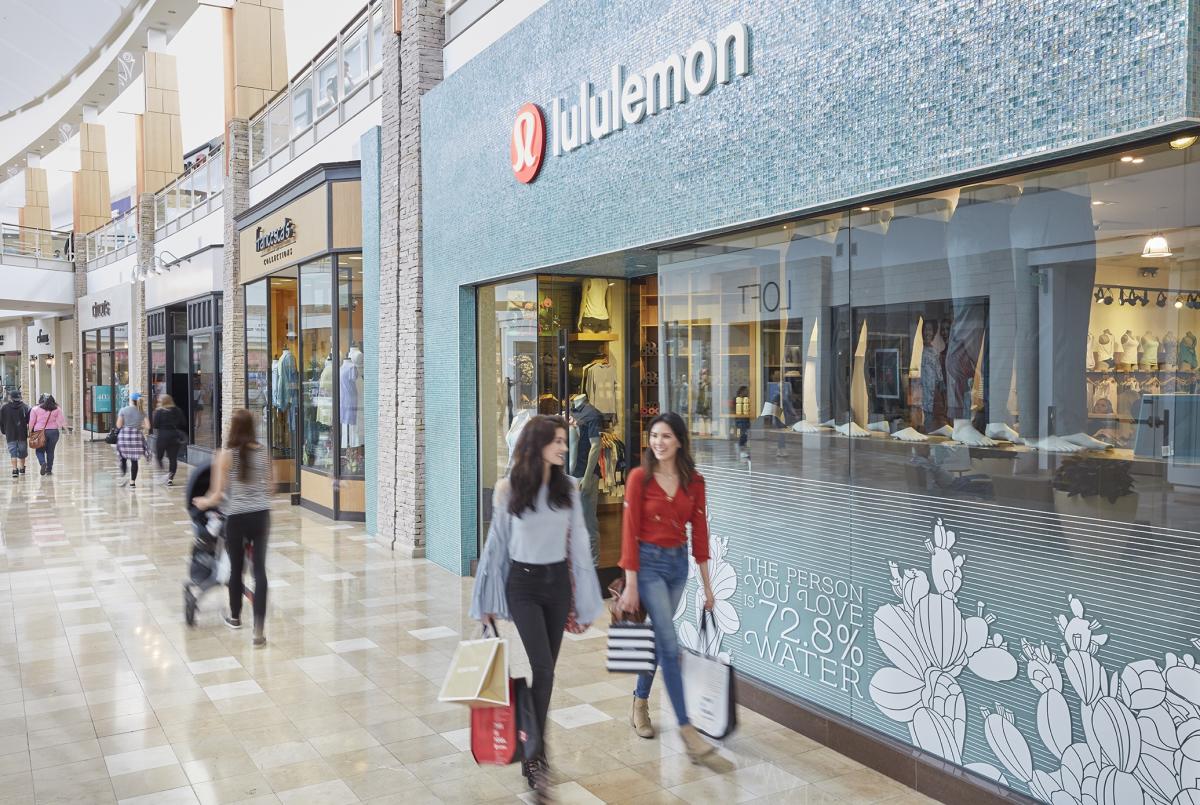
[469,477,605,625]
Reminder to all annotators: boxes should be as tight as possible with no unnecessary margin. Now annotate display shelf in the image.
[569,332,620,342]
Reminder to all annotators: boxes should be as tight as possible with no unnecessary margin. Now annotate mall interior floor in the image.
[0,437,937,805]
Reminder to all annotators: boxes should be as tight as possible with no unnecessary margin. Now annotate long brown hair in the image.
[508,415,572,517]
[225,409,259,482]
[643,411,696,488]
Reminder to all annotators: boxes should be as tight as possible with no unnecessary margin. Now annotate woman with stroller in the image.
[28,394,66,476]
[192,409,273,647]
[152,394,187,486]
[115,393,149,488]
[470,415,603,799]
[618,411,716,762]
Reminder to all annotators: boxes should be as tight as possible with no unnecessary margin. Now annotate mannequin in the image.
[850,321,869,427]
[317,356,334,426]
[569,393,602,564]
[1095,329,1114,369]
[1162,331,1178,370]
[1180,332,1198,371]
[1120,331,1139,372]
[920,319,946,431]
[577,278,611,332]
[1140,332,1160,371]
[340,350,361,449]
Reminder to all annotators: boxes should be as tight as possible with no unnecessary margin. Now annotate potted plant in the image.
[1051,456,1138,525]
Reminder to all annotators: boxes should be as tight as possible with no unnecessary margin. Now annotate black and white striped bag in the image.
[606,621,657,673]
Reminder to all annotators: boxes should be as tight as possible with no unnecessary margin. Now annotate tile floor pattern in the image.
[0,437,939,805]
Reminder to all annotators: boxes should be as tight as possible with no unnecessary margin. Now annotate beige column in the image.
[229,0,288,120]
[74,123,113,235]
[19,167,53,257]
[138,53,184,196]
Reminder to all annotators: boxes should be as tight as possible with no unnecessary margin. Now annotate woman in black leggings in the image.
[470,415,603,800]
[152,394,187,485]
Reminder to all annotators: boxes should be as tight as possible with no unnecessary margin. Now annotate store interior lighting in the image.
[1142,233,1173,258]
[1170,135,1198,150]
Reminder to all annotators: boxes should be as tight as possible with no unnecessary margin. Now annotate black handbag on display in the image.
[105,427,119,445]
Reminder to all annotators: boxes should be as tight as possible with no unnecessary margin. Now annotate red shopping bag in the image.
[471,678,519,765]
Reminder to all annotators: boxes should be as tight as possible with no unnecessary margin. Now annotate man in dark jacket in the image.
[1,390,30,478]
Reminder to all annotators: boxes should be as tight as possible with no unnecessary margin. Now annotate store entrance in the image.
[478,274,655,586]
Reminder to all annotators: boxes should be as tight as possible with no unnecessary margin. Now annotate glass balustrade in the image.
[0,223,73,261]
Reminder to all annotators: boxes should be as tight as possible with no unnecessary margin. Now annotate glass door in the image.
[268,274,300,493]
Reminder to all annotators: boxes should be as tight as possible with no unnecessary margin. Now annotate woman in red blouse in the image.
[618,411,716,761]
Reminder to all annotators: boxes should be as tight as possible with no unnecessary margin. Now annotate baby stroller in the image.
[184,462,226,626]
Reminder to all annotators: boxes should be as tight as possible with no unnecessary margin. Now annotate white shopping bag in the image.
[216,549,231,585]
[681,612,737,740]
[438,624,510,708]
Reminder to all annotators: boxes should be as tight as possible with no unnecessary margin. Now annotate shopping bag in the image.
[606,621,657,673]
[438,625,510,708]
[471,678,519,765]
[215,549,231,584]
[681,611,737,739]
[514,677,541,761]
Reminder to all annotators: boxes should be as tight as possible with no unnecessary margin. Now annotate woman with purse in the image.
[115,393,149,488]
[618,411,716,761]
[152,394,187,486]
[470,414,603,799]
[27,395,66,476]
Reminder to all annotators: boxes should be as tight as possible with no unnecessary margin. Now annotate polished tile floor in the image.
[0,437,937,805]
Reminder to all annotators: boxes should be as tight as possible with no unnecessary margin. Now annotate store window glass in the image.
[149,341,166,415]
[477,278,538,542]
[83,350,97,431]
[268,100,289,154]
[370,7,383,71]
[338,255,364,477]
[292,72,314,131]
[300,259,334,472]
[269,275,299,488]
[343,24,367,96]
[190,333,216,449]
[250,116,266,165]
[246,280,270,440]
[112,325,129,410]
[315,54,338,118]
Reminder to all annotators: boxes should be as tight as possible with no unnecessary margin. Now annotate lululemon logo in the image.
[510,103,545,184]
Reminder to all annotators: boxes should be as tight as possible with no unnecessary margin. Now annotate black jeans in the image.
[226,509,269,629]
[119,457,139,482]
[505,560,570,760]
[155,434,181,477]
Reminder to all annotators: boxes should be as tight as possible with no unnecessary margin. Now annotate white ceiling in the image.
[0,0,140,118]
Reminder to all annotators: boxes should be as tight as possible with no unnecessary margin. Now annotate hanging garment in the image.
[1086,332,1095,369]
[1162,334,1178,366]
[1117,377,1141,420]
[1095,331,1115,365]
[316,359,335,426]
[273,350,298,410]
[584,361,619,416]
[1090,377,1117,415]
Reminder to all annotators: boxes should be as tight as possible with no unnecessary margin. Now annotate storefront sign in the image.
[516,21,750,176]
[78,285,133,331]
[92,301,112,318]
[239,186,330,282]
[93,385,112,413]
[255,218,297,254]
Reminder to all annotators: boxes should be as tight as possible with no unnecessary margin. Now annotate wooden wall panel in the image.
[230,0,288,120]
[139,52,184,195]
[74,123,112,234]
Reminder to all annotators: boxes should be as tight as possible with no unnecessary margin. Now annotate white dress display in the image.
[317,359,334,426]
[1095,330,1114,366]
[1119,331,1139,370]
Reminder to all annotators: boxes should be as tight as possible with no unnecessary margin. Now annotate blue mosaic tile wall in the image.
[421,0,1196,574]
[361,127,381,536]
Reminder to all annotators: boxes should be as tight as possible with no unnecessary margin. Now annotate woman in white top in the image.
[470,414,603,799]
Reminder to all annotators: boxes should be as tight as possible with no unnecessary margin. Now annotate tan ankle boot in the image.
[631,696,654,739]
[679,723,715,762]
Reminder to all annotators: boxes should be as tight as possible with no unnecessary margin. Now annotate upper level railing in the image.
[0,223,74,264]
[154,144,225,236]
[249,0,385,186]
[83,207,138,265]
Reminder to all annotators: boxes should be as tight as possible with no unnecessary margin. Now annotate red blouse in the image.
[619,466,710,571]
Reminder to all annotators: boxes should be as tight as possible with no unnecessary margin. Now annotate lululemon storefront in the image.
[236,163,367,520]
[422,2,1200,802]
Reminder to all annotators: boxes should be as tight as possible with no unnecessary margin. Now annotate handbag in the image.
[681,610,737,739]
[606,577,646,623]
[28,429,45,450]
[105,427,119,445]
[606,621,657,673]
[470,678,520,765]
[438,624,510,708]
[563,519,589,635]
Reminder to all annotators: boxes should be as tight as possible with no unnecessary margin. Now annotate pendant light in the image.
[1176,294,1185,309]
[1142,232,1173,258]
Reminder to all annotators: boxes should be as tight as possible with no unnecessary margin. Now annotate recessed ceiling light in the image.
[1170,135,1198,150]
[1092,200,1106,206]
[1120,155,1135,163]
[860,206,871,211]
[1131,157,1145,164]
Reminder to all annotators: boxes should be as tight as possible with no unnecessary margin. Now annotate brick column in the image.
[18,319,31,398]
[131,194,154,396]
[221,118,250,440]
[73,239,88,434]
[377,0,443,556]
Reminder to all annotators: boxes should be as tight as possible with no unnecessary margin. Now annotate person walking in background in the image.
[192,409,273,647]
[28,394,66,477]
[1,390,29,478]
[470,415,603,798]
[152,394,187,486]
[618,411,717,762]
[115,392,149,488]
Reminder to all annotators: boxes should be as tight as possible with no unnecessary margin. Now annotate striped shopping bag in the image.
[606,621,657,673]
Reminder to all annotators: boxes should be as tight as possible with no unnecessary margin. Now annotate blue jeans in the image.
[633,543,690,726]
[36,429,59,469]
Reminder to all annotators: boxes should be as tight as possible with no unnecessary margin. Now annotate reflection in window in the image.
[292,73,314,131]
[246,281,269,440]
[250,116,266,164]
[338,255,365,477]
[315,57,338,118]
[190,333,216,449]
[370,8,383,70]
[300,259,334,472]
[149,341,167,417]
[343,24,367,96]
[268,277,299,487]
[269,101,289,154]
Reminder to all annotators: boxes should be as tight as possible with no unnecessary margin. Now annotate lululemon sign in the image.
[510,103,545,184]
